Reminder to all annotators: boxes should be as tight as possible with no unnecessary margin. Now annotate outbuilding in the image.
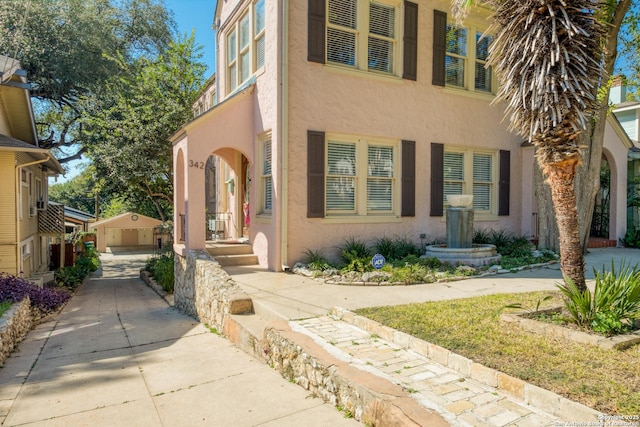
[91,212,162,252]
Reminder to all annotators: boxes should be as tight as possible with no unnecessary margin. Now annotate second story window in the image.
[445,23,494,93]
[326,0,400,75]
[433,10,494,94]
[226,0,266,95]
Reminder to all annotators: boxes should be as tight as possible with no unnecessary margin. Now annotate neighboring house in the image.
[610,81,640,230]
[171,1,633,272]
[91,212,162,253]
[194,74,217,118]
[0,55,65,281]
[48,202,95,233]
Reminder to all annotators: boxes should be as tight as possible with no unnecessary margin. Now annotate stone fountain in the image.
[423,195,500,267]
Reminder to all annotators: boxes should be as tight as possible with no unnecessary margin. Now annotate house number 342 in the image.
[189,160,205,169]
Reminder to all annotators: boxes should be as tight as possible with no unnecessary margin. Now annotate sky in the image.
[164,0,218,76]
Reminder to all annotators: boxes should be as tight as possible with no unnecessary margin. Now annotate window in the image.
[260,138,273,214]
[445,23,494,93]
[433,9,494,92]
[443,149,495,212]
[326,0,400,75]
[226,0,266,94]
[325,135,397,216]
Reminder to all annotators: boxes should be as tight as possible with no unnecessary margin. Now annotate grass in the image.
[354,292,640,414]
[0,300,11,317]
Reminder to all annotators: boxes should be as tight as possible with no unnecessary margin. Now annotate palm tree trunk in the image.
[544,159,586,291]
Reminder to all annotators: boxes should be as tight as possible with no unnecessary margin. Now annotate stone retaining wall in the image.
[0,298,33,366]
[174,250,253,334]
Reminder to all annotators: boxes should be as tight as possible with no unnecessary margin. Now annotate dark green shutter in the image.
[307,131,325,217]
[401,140,416,216]
[432,10,447,86]
[308,0,326,63]
[430,143,444,216]
[402,1,418,81]
[498,150,510,216]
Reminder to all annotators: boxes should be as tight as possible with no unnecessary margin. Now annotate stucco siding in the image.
[284,0,522,265]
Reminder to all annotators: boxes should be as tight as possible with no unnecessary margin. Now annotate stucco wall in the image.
[283,0,523,265]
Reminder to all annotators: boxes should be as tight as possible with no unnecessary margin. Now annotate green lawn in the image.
[355,292,640,414]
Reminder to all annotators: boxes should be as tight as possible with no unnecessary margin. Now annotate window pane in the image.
[240,14,250,48]
[255,0,265,34]
[328,0,357,29]
[327,28,356,66]
[446,25,466,56]
[446,56,465,87]
[369,3,394,38]
[473,184,490,210]
[368,37,393,73]
[367,146,393,211]
[229,64,237,91]
[240,51,250,83]
[263,141,272,175]
[264,176,273,211]
[473,154,492,181]
[476,32,491,61]
[256,35,265,69]
[367,179,392,211]
[327,142,356,211]
[368,146,393,177]
[444,152,464,181]
[228,30,237,61]
[475,62,492,92]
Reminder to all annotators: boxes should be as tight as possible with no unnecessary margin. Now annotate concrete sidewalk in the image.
[0,251,359,427]
[222,247,639,425]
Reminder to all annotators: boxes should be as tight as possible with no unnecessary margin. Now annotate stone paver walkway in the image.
[294,316,559,427]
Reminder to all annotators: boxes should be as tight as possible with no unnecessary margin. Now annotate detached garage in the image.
[91,212,162,253]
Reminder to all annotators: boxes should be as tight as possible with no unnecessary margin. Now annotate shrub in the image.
[372,236,420,261]
[303,249,333,271]
[0,273,70,315]
[621,227,640,248]
[557,261,640,336]
[338,237,372,273]
[145,252,174,293]
[55,248,100,288]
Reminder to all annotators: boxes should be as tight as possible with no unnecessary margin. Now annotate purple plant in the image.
[0,273,70,314]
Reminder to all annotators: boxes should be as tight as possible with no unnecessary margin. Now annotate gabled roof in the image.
[0,55,38,145]
[91,211,162,228]
[50,202,95,223]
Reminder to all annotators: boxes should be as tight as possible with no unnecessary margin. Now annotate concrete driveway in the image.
[0,249,358,427]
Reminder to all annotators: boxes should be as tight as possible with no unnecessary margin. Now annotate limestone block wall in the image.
[0,298,33,366]
[174,250,253,334]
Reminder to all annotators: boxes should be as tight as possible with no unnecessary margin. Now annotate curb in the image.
[330,307,602,423]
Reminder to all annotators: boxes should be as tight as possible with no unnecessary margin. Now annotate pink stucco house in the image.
[172,0,636,272]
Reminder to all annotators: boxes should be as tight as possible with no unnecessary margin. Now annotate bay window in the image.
[226,0,266,94]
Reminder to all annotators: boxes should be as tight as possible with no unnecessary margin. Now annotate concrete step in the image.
[214,253,259,267]
[207,243,254,256]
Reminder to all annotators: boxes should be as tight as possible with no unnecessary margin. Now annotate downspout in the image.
[280,0,289,270]
[15,156,52,276]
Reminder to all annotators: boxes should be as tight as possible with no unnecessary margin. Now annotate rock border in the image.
[0,298,33,367]
[140,269,174,306]
[500,308,640,351]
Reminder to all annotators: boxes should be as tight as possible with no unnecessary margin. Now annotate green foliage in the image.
[55,248,100,288]
[338,237,372,273]
[145,252,174,293]
[0,300,11,317]
[372,236,420,261]
[557,261,640,336]
[303,249,333,271]
[620,227,640,248]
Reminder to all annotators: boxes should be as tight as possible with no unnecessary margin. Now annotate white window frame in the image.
[445,21,496,95]
[258,133,273,216]
[326,0,402,76]
[225,0,266,95]
[325,133,399,217]
[443,147,497,214]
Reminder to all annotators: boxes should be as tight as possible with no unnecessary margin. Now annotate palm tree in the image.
[452,0,606,291]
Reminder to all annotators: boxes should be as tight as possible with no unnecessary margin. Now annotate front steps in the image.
[206,242,258,266]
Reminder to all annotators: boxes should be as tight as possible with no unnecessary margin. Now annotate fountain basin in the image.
[423,244,500,267]
[446,194,473,208]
